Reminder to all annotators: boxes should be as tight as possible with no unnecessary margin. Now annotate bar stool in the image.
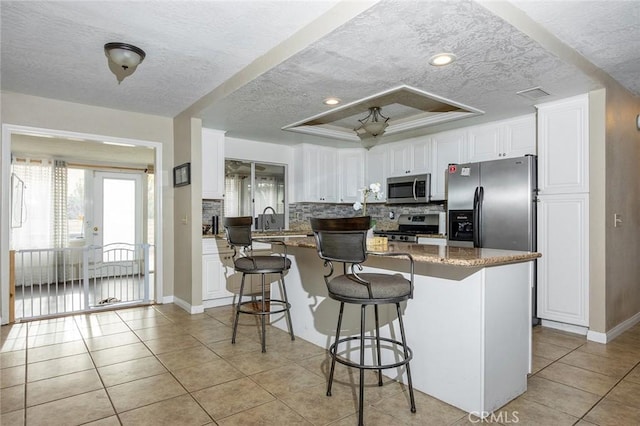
[310,216,416,426]
[223,216,294,352]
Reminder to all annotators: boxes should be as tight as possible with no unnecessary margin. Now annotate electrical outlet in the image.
[614,213,622,227]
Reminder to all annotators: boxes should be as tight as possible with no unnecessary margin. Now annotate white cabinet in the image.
[467,115,536,163]
[294,144,338,202]
[431,130,466,200]
[338,149,365,203]
[202,239,234,305]
[537,193,589,326]
[388,138,431,177]
[365,145,388,203]
[202,128,226,199]
[537,95,589,194]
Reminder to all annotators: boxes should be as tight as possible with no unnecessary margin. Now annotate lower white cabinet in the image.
[537,193,589,326]
[202,239,235,305]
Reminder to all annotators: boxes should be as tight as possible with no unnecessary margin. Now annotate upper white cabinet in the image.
[431,130,467,200]
[466,115,536,163]
[202,128,226,199]
[537,95,589,194]
[365,145,388,202]
[294,144,338,202]
[338,149,366,203]
[388,138,431,177]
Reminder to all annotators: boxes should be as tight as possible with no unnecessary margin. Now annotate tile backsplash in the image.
[203,199,445,232]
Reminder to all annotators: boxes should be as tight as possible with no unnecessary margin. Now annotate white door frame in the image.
[1,124,164,324]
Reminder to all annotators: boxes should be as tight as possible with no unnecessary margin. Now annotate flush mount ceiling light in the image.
[354,107,390,149]
[429,53,456,66]
[323,97,341,106]
[104,42,146,84]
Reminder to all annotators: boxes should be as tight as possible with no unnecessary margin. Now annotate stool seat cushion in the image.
[234,256,291,272]
[328,273,411,300]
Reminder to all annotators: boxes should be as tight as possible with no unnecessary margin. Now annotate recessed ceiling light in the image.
[429,53,456,67]
[323,97,341,106]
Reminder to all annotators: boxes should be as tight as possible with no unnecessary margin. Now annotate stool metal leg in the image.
[232,273,247,344]
[327,302,345,397]
[396,303,416,413]
[358,304,366,426]
[374,305,383,387]
[279,272,295,341]
[260,273,267,353]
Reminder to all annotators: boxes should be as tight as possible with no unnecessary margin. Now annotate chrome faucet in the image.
[262,206,279,232]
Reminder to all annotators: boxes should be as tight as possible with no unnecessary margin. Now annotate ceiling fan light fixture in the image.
[429,53,456,66]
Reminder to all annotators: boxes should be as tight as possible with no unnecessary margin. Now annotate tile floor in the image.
[3,304,640,425]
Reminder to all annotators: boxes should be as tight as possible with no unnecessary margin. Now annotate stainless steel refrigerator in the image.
[447,155,537,252]
[447,155,538,322]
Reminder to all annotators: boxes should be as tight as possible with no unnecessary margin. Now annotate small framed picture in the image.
[173,162,191,187]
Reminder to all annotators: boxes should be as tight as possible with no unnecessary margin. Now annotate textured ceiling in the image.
[1,0,638,150]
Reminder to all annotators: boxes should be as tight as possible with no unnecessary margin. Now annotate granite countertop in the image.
[202,229,313,239]
[274,236,540,267]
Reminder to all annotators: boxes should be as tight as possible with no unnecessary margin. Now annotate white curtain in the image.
[11,159,54,250]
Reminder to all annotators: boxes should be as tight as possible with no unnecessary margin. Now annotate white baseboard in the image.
[203,296,234,309]
[588,311,640,344]
[540,319,588,336]
[161,295,174,304]
[173,296,204,315]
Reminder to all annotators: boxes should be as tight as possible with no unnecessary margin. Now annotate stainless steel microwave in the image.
[387,174,431,204]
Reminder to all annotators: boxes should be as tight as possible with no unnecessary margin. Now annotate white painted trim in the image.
[588,311,640,344]
[1,124,164,324]
[161,295,174,304]
[540,319,588,336]
[203,296,234,309]
[173,295,204,314]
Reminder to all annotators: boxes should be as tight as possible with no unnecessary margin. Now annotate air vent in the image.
[516,87,551,100]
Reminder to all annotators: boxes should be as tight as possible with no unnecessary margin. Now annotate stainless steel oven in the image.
[386,174,431,204]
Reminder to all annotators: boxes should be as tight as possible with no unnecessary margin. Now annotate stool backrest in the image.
[223,216,253,247]
[310,216,370,264]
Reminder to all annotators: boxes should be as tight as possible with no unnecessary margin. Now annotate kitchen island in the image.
[269,236,540,416]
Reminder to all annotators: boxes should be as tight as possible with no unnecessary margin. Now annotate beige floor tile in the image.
[206,335,264,358]
[1,338,27,353]
[27,340,87,363]
[28,320,78,336]
[143,333,202,354]
[172,357,244,392]
[156,344,219,371]
[124,316,174,330]
[374,388,465,425]
[1,365,25,388]
[26,389,114,426]
[84,331,141,351]
[78,321,132,338]
[530,355,555,374]
[107,372,186,413]
[0,409,24,426]
[559,350,636,378]
[267,335,326,361]
[250,363,325,397]
[119,394,212,425]
[498,395,579,425]
[26,369,103,407]
[82,415,122,426]
[277,382,358,424]
[521,376,601,417]
[534,328,586,350]
[537,362,619,396]
[90,342,152,367]
[329,405,407,426]
[1,349,26,368]
[1,384,25,414]
[532,339,574,361]
[217,399,311,425]
[97,355,167,387]
[188,326,236,344]
[576,340,640,363]
[1,323,27,340]
[584,397,640,425]
[133,324,185,341]
[116,306,164,321]
[27,352,94,382]
[624,363,640,385]
[225,349,290,375]
[74,313,124,328]
[574,420,599,426]
[192,377,275,420]
[605,379,640,408]
[27,329,83,348]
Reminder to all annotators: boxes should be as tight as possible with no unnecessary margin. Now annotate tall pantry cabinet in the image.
[536,94,590,328]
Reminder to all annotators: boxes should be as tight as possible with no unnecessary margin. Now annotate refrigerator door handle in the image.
[476,186,484,247]
[473,187,480,247]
